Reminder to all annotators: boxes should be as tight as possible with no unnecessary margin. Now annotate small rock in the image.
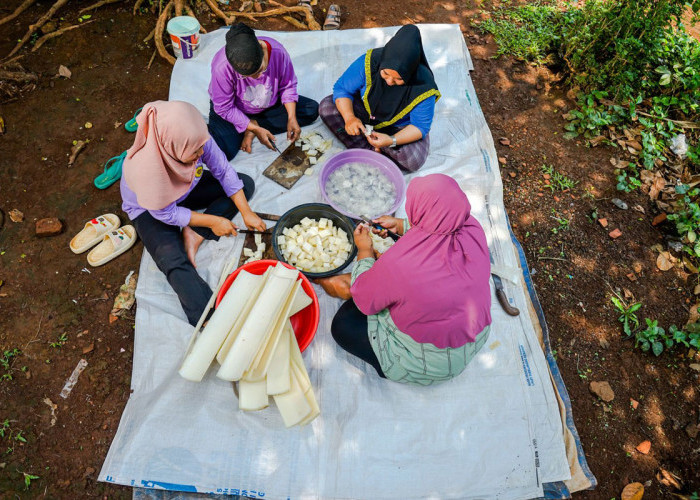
[109,314,118,324]
[652,213,667,226]
[598,218,608,228]
[598,338,610,349]
[686,423,699,439]
[633,262,643,274]
[609,228,623,239]
[84,467,96,477]
[82,343,94,354]
[509,172,516,178]
[630,398,639,409]
[498,157,507,165]
[35,217,64,237]
[668,240,683,253]
[589,381,615,402]
[84,122,93,129]
[611,198,629,210]
[499,137,511,146]
[636,440,651,454]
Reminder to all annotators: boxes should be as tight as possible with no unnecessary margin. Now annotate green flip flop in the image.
[94,150,127,190]
[124,107,143,133]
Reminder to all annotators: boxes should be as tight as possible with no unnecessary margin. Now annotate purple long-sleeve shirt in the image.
[120,137,244,227]
[208,36,299,133]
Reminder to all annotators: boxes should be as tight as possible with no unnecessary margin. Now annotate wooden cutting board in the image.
[237,213,281,268]
[262,142,311,189]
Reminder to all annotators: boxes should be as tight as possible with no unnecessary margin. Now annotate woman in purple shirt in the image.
[208,23,319,160]
[121,100,266,326]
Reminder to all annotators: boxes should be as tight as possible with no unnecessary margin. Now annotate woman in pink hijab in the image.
[329,174,492,385]
[120,100,266,326]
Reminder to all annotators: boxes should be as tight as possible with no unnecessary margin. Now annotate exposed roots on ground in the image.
[0,58,37,103]
[2,0,321,64]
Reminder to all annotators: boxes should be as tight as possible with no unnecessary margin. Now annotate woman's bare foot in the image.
[241,130,255,153]
[182,226,205,267]
[314,273,352,300]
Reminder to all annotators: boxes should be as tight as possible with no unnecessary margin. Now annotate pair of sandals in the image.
[93,107,142,190]
[298,0,340,30]
[69,214,137,267]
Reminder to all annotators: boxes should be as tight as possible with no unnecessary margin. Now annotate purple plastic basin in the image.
[318,149,406,219]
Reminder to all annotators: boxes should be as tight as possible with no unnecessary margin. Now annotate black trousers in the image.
[331,300,385,378]
[207,96,320,161]
[132,171,255,326]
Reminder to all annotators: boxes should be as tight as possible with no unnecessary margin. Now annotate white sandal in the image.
[69,214,121,254]
[86,225,137,267]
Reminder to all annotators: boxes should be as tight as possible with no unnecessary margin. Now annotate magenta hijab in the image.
[123,100,209,210]
[351,174,492,348]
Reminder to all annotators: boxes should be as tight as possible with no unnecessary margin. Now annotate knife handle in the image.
[496,289,520,316]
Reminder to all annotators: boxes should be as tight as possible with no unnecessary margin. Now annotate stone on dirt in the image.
[35,217,64,237]
[611,198,629,210]
[589,381,615,402]
[686,423,699,439]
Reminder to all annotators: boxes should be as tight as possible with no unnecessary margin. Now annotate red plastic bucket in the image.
[215,260,320,352]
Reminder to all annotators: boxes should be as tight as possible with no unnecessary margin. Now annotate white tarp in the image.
[99,25,570,499]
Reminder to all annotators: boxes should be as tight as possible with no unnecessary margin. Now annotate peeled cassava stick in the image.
[266,323,292,395]
[273,362,312,427]
[215,268,271,364]
[238,378,269,411]
[245,280,302,381]
[216,264,299,381]
[178,270,261,382]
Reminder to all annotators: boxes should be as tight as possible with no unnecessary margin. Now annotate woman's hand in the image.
[211,216,238,237]
[252,125,276,150]
[242,211,266,232]
[366,132,393,152]
[344,116,364,136]
[372,215,404,237]
[354,223,373,253]
[287,116,301,142]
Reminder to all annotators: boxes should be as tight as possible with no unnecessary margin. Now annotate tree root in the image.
[133,0,147,15]
[202,0,234,25]
[155,0,176,65]
[5,0,70,60]
[0,69,38,83]
[32,20,95,52]
[0,0,36,28]
[79,0,123,14]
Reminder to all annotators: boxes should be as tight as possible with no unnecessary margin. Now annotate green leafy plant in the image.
[550,210,571,234]
[611,296,641,335]
[23,472,39,490]
[479,3,563,64]
[541,164,578,191]
[668,184,700,259]
[1,348,21,381]
[635,318,670,356]
[49,333,68,349]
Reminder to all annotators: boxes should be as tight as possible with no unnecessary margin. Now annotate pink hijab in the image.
[123,100,209,210]
[351,174,492,349]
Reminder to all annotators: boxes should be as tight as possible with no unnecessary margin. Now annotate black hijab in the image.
[225,23,263,76]
[364,25,440,129]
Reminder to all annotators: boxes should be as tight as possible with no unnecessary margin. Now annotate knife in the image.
[490,253,520,316]
[359,215,400,242]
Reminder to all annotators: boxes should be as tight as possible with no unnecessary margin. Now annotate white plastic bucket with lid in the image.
[167,16,201,60]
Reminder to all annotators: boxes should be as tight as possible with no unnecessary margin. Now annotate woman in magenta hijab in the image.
[330,174,492,385]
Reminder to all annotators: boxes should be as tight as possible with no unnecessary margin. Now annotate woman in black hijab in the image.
[319,24,440,172]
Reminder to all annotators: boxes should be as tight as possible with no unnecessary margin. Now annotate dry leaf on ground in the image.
[9,209,24,222]
[621,482,644,500]
[657,251,675,271]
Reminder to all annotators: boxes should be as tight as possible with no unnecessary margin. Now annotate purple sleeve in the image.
[202,138,244,197]
[276,47,299,104]
[209,51,251,134]
[148,204,192,228]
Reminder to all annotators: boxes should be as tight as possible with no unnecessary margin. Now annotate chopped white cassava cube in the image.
[295,140,302,146]
[309,157,317,165]
[307,149,317,156]
[304,167,314,175]
[301,144,310,151]
[254,234,262,246]
[300,217,313,227]
[277,236,286,247]
[318,218,328,228]
[243,248,254,257]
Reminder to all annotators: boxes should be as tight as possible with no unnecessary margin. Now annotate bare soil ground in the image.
[0,0,698,498]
